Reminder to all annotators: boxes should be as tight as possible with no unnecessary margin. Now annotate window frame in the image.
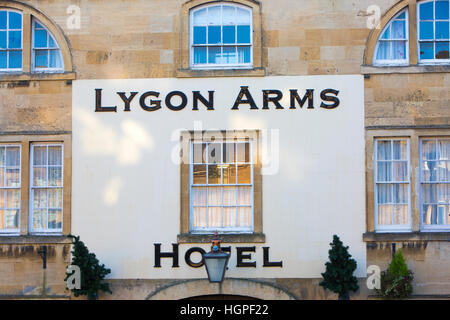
[0,144,21,234]
[374,138,412,233]
[29,142,64,235]
[0,9,23,72]
[373,9,410,66]
[419,137,450,231]
[189,3,254,70]
[31,18,64,73]
[189,139,255,233]
[417,0,450,64]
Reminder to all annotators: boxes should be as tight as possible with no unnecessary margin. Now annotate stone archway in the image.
[146,278,298,300]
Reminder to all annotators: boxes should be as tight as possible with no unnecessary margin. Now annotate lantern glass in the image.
[203,251,230,283]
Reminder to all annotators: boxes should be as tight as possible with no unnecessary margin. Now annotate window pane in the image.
[192,187,207,206]
[0,31,5,48]
[236,7,251,24]
[5,168,19,187]
[34,49,48,68]
[381,26,390,39]
[48,166,62,187]
[193,143,206,163]
[238,207,251,227]
[193,164,206,184]
[33,209,46,229]
[392,41,407,59]
[377,184,392,204]
[0,190,4,207]
[393,205,408,224]
[223,25,236,44]
[420,1,434,20]
[377,162,392,181]
[6,189,20,208]
[8,50,21,68]
[207,143,221,163]
[397,12,406,20]
[236,142,250,162]
[0,210,4,229]
[424,184,437,203]
[423,160,438,181]
[436,21,449,39]
[48,189,62,208]
[48,209,62,229]
[439,161,450,181]
[222,46,237,64]
[5,209,18,228]
[33,146,47,165]
[193,26,206,44]
[437,184,449,202]
[208,46,221,64]
[393,184,408,203]
[222,6,236,25]
[34,29,47,48]
[420,21,434,40]
[48,34,57,48]
[436,42,450,59]
[393,141,407,160]
[223,207,237,227]
[376,41,390,60]
[193,8,207,25]
[0,147,4,166]
[237,164,251,184]
[193,47,207,64]
[237,46,251,63]
[207,6,221,24]
[223,186,237,205]
[0,11,6,29]
[33,167,47,186]
[420,42,434,59]
[207,207,221,227]
[377,141,392,160]
[436,1,450,19]
[238,186,251,205]
[393,161,408,181]
[378,204,392,225]
[48,146,62,165]
[208,164,221,184]
[0,170,3,188]
[208,25,221,44]
[8,12,21,29]
[423,140,437,160]
[392,20,405,39]
[33,189,47,208]
[6,147,20,166]
[439,140,450,159]
[223,143,235,163]
[193,207,207,227]
[49,50,62,68]
[237,25,250,43]
[7,30,20,48]
[222,164,236,184]
[0,51,6,68]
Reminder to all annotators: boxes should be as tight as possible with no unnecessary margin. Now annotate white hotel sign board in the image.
[72,75,366,279]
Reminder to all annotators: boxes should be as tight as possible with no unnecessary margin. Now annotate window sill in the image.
[363,231,450,242]
[177,232,266,244]
[361,64,450,75]
[176,67,265,78]
[0,235,71,244]
[0,71,76,82]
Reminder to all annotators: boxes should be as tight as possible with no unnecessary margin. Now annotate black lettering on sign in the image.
[232,86,258,110]
[117,92,138,112]
[140,91,161,111]
[95,88,117,112]
[262,247,283,267]
[165,91,188,111]
[184,247,206,268]
[236,246,256,267]
[320,89,340,109]
[192,91,215,110]
[289,89,314,109]
[154,243,179,268]
[262,90,284,110]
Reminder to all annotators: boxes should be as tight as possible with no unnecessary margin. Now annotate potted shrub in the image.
[320,235,359,300]
[376,249,413,299]
[65,235,112,300]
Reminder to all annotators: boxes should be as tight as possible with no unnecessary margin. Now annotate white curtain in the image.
[0,146,20,230]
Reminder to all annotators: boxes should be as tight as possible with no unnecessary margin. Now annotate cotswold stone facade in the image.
[0,0,449,299]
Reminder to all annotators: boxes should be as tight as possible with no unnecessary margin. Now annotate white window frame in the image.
[374,9,410,66]
[0,9,23,72]
[189,139,254,233]
[374,138,412,232]
[29,143,64,234]
[0,144,21,235]
[31,18,64,73]
[419,137,450,231]
[417,0,450,64]
[189,3,253,70]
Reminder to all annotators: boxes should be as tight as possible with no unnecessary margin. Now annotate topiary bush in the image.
[376,249,414,299]
[65,235,112,300]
